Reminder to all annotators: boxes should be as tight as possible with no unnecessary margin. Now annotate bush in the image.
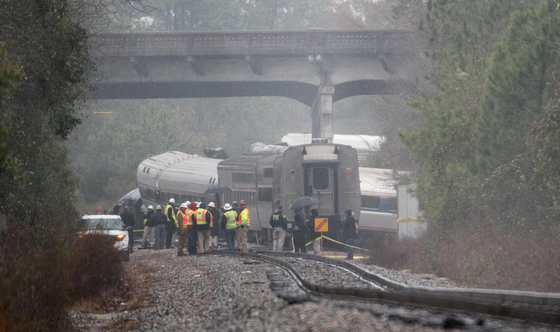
[0,228,72,332]
[367,224,560,292]
[70,233,125,299]
[0,227,126,331]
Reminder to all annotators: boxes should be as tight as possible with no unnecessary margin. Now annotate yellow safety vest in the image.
[166,204,177,226]
[196,208,213,227]
[238,208,250,227]
[224,210,238,229]
[186,209,194,226]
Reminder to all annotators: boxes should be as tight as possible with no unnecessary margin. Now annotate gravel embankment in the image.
[355,262,461,289]
[270,256,381,290]
[70,248,560,332]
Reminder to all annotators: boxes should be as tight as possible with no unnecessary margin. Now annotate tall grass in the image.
[367,224,560,292]
[0,227,126,331]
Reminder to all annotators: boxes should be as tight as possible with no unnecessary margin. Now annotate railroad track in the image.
[215,249,560,326]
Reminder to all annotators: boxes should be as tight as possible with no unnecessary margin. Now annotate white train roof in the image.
[137,151,220,195]
[281,133,384,151]
[359,167,397,197]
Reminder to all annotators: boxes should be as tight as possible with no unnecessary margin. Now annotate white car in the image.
[79,215,130,261]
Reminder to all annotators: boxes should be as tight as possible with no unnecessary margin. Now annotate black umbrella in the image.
[203,185,233,195]
[289,196,321,210]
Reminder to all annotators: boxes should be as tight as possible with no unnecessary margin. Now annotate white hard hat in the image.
[186,201,191,206]
[156,205,162,210]
[169,198,175,203]
[208,202,215,208]
[223,203,232,211]
[148,205,153,210]
[180,203,187,208]
[197,202,201,208]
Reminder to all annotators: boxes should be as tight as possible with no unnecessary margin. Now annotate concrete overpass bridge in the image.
[91,29,420,140]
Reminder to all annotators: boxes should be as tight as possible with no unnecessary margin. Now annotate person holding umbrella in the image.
[292,207,308,253]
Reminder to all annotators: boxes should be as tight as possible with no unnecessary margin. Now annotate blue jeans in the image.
[345,238,354,259]
[155,224,166,250]
[187,230,198,254]
[225,228,236,250]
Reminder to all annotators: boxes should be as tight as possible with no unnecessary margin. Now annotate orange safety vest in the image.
[186,209,195,226]
[177,210,187,227]
[196,208,213,227]
[237,208,250,227]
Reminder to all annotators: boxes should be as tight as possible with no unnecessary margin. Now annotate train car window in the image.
[362,195,381,209]
[155,191,161,202]
[232,173,254,183]
[174,194,181,202]
[313,168,329,190]
[389,198,397,212]
[263,168,273,178]
[160,192,167,202]
[148,189,154,199]
[258,187,272,202]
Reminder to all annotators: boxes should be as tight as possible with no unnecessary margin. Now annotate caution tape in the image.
[304,235,370,252]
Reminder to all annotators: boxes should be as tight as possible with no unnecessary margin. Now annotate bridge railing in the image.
[92,29,416,57]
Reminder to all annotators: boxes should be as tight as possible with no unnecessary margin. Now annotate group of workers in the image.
[138,197,358,259]
[140,198,251,255]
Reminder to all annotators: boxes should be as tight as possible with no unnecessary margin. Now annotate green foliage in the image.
[0,0,92,241]
[477,1,560,171]
[402,0,560,232]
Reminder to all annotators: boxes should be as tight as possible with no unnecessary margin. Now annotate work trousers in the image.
[293,239,307,253]
[235,225,242,249]
[238,226,248,254]
[210,235,218,248]
[272,227,286,251]
[225,228,236,250]
[345,238,354,259]
[197,229,210,253]
[312,237,321,255]
[165,226,176,248]
[177,230,188,256]
[155,224,166,250]
[142,226,154,247]
[128,229,134,251]
[187,230,198,254]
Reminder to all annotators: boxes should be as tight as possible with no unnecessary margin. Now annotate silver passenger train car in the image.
[137,151,221,207]
[217,144,361,235]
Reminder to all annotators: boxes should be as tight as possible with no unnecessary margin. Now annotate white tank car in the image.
[358,167,398,233]
[137,151,221,207]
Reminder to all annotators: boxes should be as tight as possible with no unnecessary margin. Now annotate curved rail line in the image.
[215,249,560,325]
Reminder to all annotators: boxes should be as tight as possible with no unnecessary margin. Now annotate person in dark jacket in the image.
[187,202,199,254]
[208,202,221,248]
[120,206,136,252]
[343,209,357,259]
[150,205,167,250]
[292,207,308,253]
[141,205,155,248]
[269,205,288,251]
[306,209,321,255]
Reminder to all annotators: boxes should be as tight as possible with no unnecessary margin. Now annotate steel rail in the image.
[215,249,560,325]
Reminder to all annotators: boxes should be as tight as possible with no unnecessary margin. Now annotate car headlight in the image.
[116,234,126,241]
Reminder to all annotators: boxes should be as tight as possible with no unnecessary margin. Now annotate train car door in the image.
[303,162,338,217]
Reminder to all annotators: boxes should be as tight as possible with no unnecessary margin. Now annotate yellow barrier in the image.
[305,235,370,252]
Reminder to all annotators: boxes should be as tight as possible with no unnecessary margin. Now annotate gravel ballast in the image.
[71,248,560,331]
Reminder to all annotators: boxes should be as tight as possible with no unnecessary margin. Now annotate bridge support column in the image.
[311,85,335,142]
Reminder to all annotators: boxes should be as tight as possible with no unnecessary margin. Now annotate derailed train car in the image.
[137,151,221,208]
[217,144,361,238]
[136,144,361,240]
